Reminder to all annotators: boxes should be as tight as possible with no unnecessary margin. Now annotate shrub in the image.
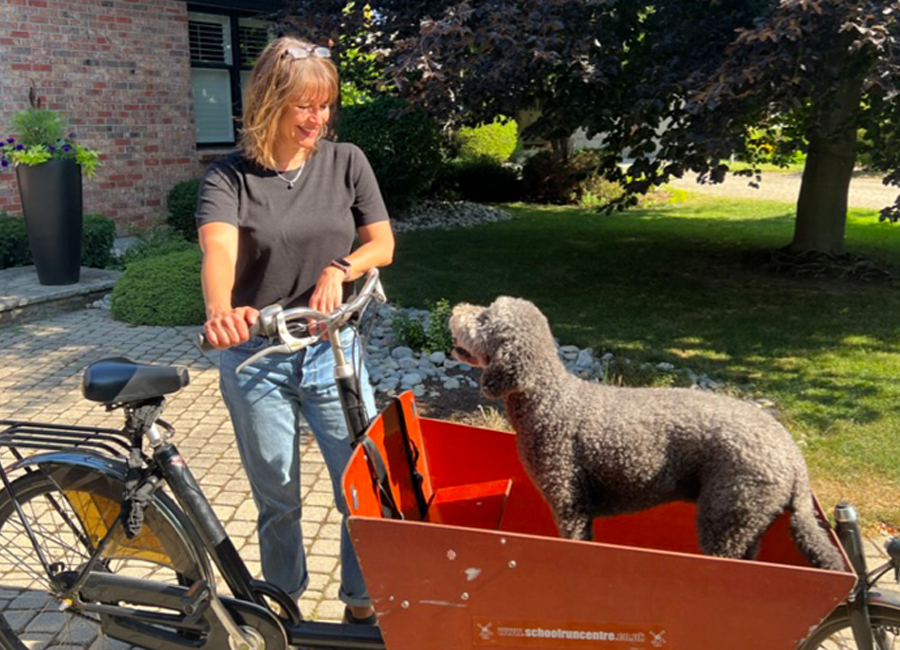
[166,178,202,242]
[391,299,454,354]
[114,226,195,270]
[522,150,603,204]
[445,157,524,203]
[111,247,205,326]
[82,213,116,268]
[0,211,116,269]
[425,298,453,354]
[0,213,30,269]
[340,96,444,215]
[455,117,519,163]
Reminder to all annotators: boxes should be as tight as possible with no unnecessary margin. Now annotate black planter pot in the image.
[16,158,83,285]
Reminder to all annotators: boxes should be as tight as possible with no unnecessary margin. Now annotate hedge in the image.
[110,247,205,326]
[0,212,117,270]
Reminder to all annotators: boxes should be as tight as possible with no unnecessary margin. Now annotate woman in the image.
[196,36,393,625]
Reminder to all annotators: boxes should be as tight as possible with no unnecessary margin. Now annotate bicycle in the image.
[0,267,898,650]
[0,269,388,650]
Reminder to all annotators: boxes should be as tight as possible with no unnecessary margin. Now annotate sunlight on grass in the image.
[387,195,900,527]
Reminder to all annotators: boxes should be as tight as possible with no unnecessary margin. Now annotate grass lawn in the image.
[384,195,900,528]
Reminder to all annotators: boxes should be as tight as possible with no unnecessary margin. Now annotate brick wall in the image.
[0,0,200,231]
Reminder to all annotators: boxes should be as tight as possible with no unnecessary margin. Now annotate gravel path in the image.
[669,171,899,210]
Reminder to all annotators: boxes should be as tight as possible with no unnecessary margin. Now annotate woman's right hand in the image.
[204,306,260,349]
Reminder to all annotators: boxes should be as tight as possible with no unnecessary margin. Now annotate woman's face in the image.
[277,92,331,151]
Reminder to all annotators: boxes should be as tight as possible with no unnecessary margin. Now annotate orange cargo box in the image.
[343,392,855,650]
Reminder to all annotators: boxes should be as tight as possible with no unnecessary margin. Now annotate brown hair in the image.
[240,36,339,170]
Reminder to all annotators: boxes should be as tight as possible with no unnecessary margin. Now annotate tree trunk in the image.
[790,71,865,255]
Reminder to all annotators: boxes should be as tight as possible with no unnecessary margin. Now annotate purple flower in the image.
[47,145,55,152]
[68,132,76,139]
[14,144,23,151]
[62,145,71,152]
[1,160,7,168]
[5,138,13,144]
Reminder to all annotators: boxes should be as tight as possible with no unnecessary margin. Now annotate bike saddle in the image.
[82,357,190,405]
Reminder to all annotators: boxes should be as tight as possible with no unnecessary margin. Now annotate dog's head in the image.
[449,297,557,400]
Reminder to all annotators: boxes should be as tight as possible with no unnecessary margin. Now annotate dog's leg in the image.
[696,480,782,560]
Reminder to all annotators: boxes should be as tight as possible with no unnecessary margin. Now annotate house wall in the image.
[0,0,199,231]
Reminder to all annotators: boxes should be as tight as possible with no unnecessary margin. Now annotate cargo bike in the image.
[0,270,897,650]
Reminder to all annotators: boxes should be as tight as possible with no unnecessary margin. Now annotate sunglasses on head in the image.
[283,45,331,60]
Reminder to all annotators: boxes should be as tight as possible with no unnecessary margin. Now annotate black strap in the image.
[393,397,429,519]
[360,437,404,520]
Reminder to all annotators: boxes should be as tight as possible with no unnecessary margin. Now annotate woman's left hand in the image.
[310,266,346,316]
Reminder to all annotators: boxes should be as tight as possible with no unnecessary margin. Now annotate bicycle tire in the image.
[0,465,209,650]
[800,603,900,649]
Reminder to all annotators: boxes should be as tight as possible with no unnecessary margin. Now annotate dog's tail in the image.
[789,474,845,571]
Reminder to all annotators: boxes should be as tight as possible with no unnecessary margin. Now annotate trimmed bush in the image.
[114,226,195,270]
[166,178,202,242]
[111,247,205,326]
[82,213,117,269]
[522,150,604,205]
[340,96,444,215]
[456,117,519,163]
[446,157,524,203]
[1,211,116,269]
[0,213,30,269]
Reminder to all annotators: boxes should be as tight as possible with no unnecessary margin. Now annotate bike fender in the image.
[867,590,900,609]
[7,450,129,481]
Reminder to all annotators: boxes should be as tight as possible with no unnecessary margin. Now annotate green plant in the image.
[522,150,604,205]
[0,213,30,269]
[166,178,202,242]
[444,157,524,203]
[0,211,117,269]
[340,96,444,214]
[455,117,519,163]
[0,89,101,177]
[425,298,453,354]
[392,310,428,350]
[114,226,195,270]
[81,213,116,269]
[110,248,205,326]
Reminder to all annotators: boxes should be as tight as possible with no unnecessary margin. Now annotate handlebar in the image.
[196,269,387,373]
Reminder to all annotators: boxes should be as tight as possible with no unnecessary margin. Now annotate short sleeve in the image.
[349,146,390,228]
[195,162,241,229]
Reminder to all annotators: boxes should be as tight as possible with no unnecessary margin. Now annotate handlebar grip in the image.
[195,320,261,352]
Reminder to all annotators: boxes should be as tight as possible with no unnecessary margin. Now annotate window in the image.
[188,10,272,146]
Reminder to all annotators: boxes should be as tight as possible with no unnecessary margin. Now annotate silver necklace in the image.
[275,161,306,189]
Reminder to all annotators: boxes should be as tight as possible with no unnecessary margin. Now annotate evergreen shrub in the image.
[456,117,519,162]
[0,211,117,269]
[0,213,30,269]
[446,157,524,203]
[340,96,443,215]
[111,247,204,326]
[166,178,202,242]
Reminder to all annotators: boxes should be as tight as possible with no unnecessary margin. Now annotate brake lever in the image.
[235,343,293,374]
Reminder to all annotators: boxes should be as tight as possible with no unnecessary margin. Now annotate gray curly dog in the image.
[449,296,844,570]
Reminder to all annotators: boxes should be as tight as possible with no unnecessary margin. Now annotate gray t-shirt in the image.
[195,140,389,309]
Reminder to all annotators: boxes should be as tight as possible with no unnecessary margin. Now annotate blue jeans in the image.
[219,329,376,607]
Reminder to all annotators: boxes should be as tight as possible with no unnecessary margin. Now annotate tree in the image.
[286,0,900,257]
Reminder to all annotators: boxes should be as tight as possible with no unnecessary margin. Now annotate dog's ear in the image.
[481,347,520,400]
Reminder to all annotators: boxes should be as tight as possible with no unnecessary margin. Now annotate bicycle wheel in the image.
[0,465,208,650]
[800,603,900,649]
